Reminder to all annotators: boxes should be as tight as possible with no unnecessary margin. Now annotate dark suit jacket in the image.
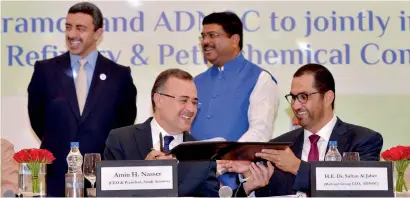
[27,52,137,197]
[104,117,219,197]
[252,117,383,197]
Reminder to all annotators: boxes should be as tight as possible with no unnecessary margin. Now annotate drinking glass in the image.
[343,152,360,161]
[83,153,101,192]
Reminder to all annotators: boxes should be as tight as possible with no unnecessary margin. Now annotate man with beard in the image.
[191,11,280,190]
[222,63,384,197]
[27,2,137,196]
[104,69,221,197]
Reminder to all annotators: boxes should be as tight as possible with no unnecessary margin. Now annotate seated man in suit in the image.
[104,68,220,197]
[1,139,18,195]
[223,63,384,197]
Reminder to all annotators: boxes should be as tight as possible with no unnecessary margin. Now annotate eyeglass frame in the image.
[199,31,231,41]
[157,93,201,108]
[285,92,321,104]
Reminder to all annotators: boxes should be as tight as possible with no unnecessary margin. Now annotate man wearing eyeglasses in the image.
[193,11,279,144]
[104,68,219,197]
[225,63,384,197]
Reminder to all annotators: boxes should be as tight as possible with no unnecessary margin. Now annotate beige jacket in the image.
[1,138,18,194]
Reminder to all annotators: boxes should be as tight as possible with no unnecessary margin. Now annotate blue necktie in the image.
[163,135,174,152]
[219,172,238,190]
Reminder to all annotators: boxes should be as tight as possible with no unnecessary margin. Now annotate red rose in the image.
[381,149,392,161]
[13,151,22,163]
[37,149,45,162]
[390,147,403,160]
[13,148,56,164]
[30,149,40,162]
[39,149,56,163]
[382,146,410,161]
[404,146,410,160]
[13,149,31,163]
[21,149,31,162]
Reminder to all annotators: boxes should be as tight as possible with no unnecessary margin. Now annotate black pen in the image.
[159,133,164,152]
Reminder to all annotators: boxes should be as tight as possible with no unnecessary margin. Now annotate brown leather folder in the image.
[169,141,292,161]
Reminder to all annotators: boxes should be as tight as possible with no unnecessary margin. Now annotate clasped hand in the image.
[217,160,274,195]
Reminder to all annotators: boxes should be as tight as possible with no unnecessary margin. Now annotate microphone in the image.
[2,190,15,197]
[219,186,233,198]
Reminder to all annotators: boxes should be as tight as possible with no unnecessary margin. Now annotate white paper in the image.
[100,166,173,191]
[316,167,388,191]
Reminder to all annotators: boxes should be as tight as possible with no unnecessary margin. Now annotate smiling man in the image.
[252,63,384,196]
[192,11,279,143]
[104,68,219,197]
[27,2,137,196]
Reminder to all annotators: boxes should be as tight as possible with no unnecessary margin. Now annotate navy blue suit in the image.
[27,52,137,197]
[253,117,383,197]
[104,117,219,197]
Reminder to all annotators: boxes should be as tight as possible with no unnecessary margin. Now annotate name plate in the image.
[96,160,178,197]
[311,161,393,197]
[316,167,388,190]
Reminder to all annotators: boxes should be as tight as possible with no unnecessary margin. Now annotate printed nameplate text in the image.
[316,167,388,191]
[100,166,173,191]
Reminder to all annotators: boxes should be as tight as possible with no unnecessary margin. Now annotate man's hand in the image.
[145,150,174,160]
[218,160,251,174]
[243,161,274,195]
[255,148,301,175]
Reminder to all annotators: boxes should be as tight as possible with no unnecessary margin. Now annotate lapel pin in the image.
[100,73,106,81]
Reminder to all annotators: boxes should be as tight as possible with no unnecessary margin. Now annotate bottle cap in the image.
[70,142,79,148]
[329,141,337,147]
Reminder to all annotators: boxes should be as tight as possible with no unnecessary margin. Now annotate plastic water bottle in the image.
[67,142,83,173]
[65,142,84,197]
[324,141,342,161]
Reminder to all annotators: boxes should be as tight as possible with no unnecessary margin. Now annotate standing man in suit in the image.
[27,2,137,196]
[192,11,280,190]
[223,63,384,196]
[105,69,221,197]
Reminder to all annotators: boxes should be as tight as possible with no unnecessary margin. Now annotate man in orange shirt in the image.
[1,138,18,195]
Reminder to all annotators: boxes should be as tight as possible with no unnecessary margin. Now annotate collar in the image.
[217,53,242,71]
[212,52,244,73]
[69,50,98,70]
[304,114,337,142]
[151,117,184,141]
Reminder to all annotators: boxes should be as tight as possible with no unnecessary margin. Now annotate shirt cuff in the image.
[248,191,256,197]
[238,174,256,197]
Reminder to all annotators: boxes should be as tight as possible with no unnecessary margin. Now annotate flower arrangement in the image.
[13,148,55,194]
[381,145,410,192]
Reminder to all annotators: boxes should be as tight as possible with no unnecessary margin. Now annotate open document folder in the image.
[168,140,292,161]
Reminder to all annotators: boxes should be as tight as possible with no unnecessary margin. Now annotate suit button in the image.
[212,95,217,98]
[206,115,212,119]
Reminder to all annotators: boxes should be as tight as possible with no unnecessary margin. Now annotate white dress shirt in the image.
[217,66,280,142]
[241,113,336,198]
[150,117,184,151]
[301,114,337,162]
